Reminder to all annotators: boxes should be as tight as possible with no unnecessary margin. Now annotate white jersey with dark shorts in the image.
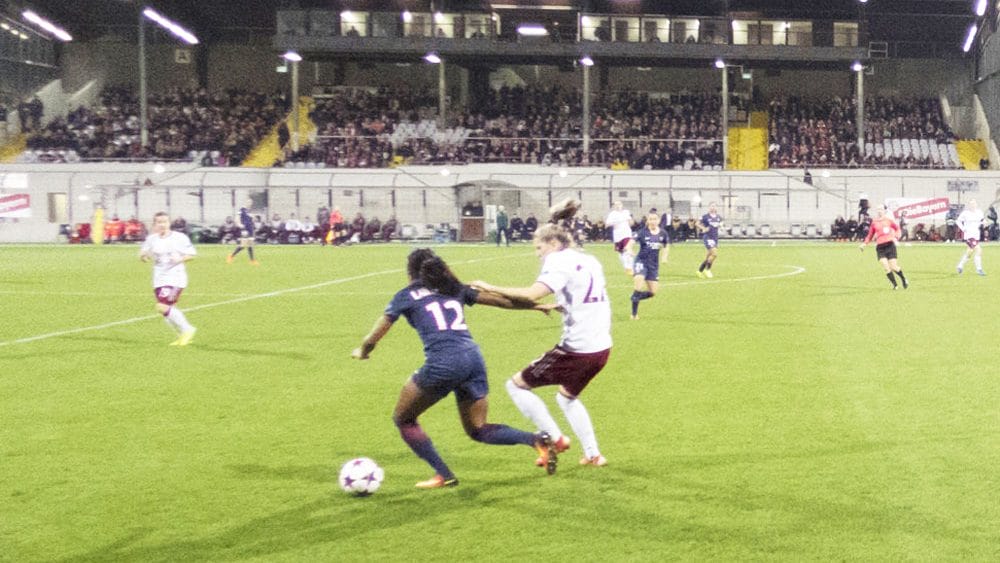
[141,231,196,289]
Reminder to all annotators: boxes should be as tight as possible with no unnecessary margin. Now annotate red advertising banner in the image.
[892,197,950,220]
[0,193,31,218]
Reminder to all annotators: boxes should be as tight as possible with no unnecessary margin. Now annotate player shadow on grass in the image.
[55,470,540,562]
[187,343,313,361]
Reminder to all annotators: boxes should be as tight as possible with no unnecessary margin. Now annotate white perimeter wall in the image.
[1,164,997,243]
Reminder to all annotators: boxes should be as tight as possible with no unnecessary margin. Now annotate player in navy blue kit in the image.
[226,205,259,265]
[697,202,723,278]
[630,212,669,319]
[352,249,558,489]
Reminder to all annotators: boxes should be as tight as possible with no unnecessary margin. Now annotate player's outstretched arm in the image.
[471,280,552,302]
[474,291,533,310]
[352,315,394,360]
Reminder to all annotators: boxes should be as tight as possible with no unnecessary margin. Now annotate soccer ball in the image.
[338,457,384,495]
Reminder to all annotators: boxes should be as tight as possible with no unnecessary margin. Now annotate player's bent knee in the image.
[466,425,487,442]
[155,303,170,315]
[507,374,531,391]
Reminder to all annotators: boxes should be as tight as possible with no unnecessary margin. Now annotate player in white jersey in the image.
[605,201,635,275]
[955,200,986,275]
[473,222,613,467]
[140,211,197,345]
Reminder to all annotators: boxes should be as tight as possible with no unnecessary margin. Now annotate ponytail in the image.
[419,255,464,297]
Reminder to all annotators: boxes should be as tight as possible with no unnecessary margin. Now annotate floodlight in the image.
[714,58,725,69]
[517,24,548,36]
[22,10,72,42]
[579,55,594,66]
[852,61,863,72]
[143,7,198,45]
[963,23,978,52]
[283,51,302,62]
[976,0,987,16]
[402,11,413,23]
[424,52,441,64]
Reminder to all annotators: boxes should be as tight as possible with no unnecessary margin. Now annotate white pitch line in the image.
[603,264,806,289]
[0,254,525,348]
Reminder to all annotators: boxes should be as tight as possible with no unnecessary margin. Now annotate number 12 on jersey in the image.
[424,300,468,331]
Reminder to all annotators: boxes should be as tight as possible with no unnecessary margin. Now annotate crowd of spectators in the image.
[24,87,287,164]
[769,96,959,169]
[19,84,965,171]
[288,86,730,170]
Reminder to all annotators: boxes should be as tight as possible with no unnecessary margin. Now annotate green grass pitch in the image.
[2,241,998,561]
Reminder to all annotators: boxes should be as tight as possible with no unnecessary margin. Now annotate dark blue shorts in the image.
[633,259,659,281]
[703,236,718,250]
[412,346,489,403]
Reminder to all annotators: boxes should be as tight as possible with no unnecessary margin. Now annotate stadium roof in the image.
[8,0,976,50]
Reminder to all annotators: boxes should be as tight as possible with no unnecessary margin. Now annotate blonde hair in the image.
[533,223,572,248]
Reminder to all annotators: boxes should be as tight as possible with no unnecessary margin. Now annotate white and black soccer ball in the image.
[338,457,384,495]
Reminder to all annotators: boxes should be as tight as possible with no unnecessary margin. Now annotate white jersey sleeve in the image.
[143,231,196,288]
[536,248,612,353]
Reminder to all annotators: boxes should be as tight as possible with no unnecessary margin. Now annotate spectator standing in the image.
[496,205,511,247]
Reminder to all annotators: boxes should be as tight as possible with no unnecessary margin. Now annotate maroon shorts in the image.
[519,346,611,397]
[154,286,183,306]
[965,238,980,249]
[614,238,631,253]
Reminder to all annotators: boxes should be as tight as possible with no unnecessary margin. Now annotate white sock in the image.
[958,254,969,269]
[620,252,634,271]
[162,314,179,333]
[555,393,600,459]
[167,307,194,333]
[974,255,982,270]
[505,379,562,438]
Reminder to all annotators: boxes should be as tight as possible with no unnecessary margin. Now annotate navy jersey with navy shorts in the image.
[701,213,723,249]
[238,207,254,238]
[632,227,669,281]
[384,282,489,402]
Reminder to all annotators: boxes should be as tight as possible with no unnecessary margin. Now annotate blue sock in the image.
[398,422,454,479]
[469,423,535,446]
[248,247,255,260]
[231,247,243,257]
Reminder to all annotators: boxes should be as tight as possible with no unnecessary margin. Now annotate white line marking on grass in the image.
[666,264,806,287]
[606,264,806,289]
[0,254,527,348]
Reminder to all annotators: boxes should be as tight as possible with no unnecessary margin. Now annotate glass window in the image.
[834,22,858,47]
